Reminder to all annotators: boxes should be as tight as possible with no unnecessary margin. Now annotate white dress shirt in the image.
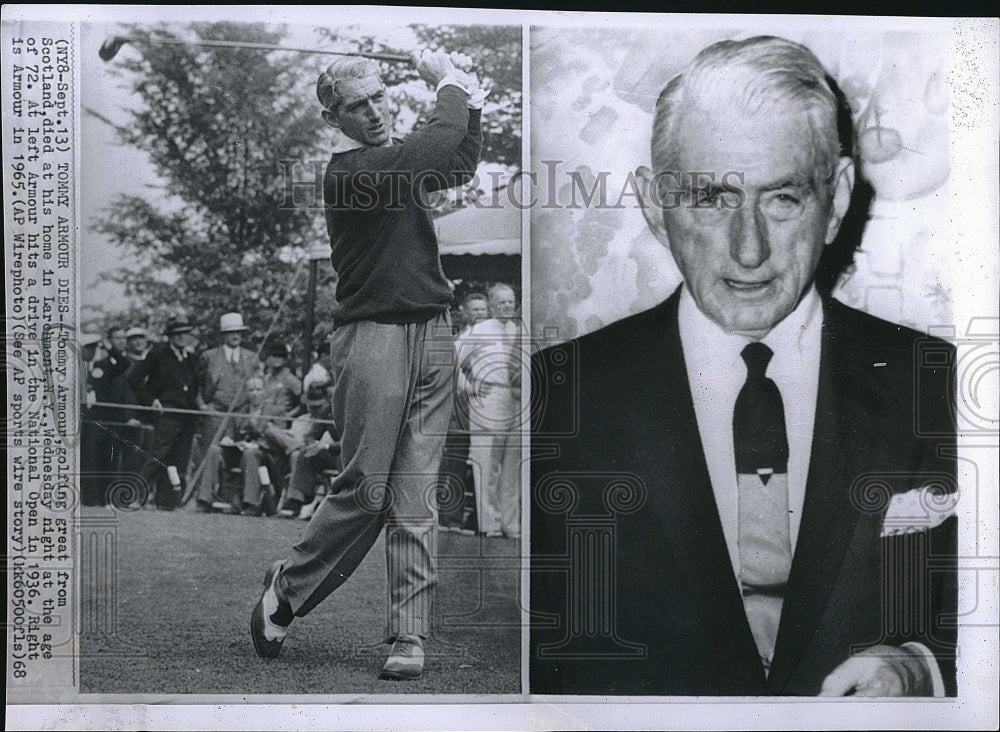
[170,344,189,362]
[678,285,822,581]
[456,318,521,388]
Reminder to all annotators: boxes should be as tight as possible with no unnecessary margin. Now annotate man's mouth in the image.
[724,278,772,293]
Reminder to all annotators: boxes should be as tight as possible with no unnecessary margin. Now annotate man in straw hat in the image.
[196,313,260,486]
[128,317,202,510]
[201,313,258,413]
[251,48,484,681]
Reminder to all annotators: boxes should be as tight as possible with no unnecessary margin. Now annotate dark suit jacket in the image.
[530,288,957,696]
[88,347,133,422]
[127,343,201,411]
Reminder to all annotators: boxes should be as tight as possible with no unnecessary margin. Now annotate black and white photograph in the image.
[4,6,999,732]
[24,10,524,699]
[528,18,996,704]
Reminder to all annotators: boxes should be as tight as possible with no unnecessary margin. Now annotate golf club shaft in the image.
[109,35,410,62]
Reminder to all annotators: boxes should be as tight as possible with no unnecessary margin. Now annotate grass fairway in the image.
[79,505,521,695]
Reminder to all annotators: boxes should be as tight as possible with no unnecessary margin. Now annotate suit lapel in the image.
[767,299,878,692]
[632,291,765,685]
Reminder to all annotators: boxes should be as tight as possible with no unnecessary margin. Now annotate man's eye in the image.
[761,191,805,220]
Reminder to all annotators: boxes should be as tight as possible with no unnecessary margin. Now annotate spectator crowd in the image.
[79,281,523,539]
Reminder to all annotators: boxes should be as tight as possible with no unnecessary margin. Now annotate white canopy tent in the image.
[435,197,522,285]
[435,197,521,257]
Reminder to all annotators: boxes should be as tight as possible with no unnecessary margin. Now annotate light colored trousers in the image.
[195,443,269,508]
[467,384,521,534]
[278,313,453,641]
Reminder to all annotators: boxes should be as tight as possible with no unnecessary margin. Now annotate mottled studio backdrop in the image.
[530,27,953,342]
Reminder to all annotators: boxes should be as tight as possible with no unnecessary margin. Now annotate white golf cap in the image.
[219,312,249,333]
[80,332,103,347]
[125,327,147,339]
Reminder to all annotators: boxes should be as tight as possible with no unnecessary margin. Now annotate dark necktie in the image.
[733,342,792,673]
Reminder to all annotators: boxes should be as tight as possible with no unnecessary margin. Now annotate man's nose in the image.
[365,100,381,120]
[729,201,770,269]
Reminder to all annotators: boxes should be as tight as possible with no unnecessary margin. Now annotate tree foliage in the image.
[92,22,338,352]
[90,21,521,357]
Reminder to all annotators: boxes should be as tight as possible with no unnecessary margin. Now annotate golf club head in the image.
[99,36,128,62]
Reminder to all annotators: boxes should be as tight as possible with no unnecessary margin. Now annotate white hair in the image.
[487,283,516,304]
[651,36,845,187]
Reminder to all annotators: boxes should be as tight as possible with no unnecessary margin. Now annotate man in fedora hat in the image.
[128,317,203,510]
[198,313,260,474]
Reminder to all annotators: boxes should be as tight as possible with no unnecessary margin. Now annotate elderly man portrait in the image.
[530,36,957,697]
[251,47,484,681]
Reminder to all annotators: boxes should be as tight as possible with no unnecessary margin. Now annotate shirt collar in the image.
[678,284,822,375]
[329,130,395,154]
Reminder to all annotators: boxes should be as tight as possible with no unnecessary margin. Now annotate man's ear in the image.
[322,109,340,129]
[636,165,671,248]
[825,156,855,245]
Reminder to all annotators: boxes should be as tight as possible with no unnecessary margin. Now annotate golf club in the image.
[99,35,410,63]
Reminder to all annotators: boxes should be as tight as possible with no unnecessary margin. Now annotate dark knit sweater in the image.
[324,85,483,325]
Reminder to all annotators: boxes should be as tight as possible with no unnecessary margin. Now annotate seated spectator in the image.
[262,341,303,417]
[279,380,342,519]
[302,339,332,394]
[194,375,296,516]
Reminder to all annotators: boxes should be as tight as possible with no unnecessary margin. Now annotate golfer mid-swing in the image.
[251,48,484,680]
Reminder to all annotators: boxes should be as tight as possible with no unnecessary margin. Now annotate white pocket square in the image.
[880,486,958,538]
